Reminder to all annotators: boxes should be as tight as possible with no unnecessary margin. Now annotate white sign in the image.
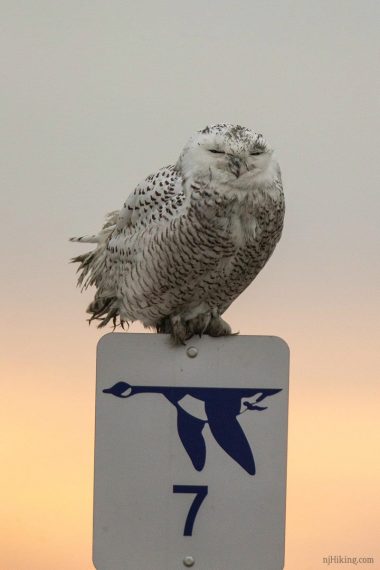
[94,334,289,570]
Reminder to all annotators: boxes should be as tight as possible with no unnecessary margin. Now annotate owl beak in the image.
[229,157,248,178]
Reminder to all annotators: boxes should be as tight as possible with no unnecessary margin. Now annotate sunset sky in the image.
[1,1,379,569]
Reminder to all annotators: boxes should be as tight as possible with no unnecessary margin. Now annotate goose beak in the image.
[103,381,132,398]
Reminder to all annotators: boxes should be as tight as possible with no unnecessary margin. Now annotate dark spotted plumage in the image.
[71,124,285,344]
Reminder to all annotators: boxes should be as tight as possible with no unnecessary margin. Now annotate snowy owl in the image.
[71,124,284,344]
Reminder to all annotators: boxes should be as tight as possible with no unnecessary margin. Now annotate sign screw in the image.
[186,346,198,358]
[183,556,195,567]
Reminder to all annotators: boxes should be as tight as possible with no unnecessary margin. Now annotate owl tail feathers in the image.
[70,211,119,244]
[70,211,119,290]
[71,249,100,289]
[87,297,129,331]
[70,211,124,328]
[69,235,100,244]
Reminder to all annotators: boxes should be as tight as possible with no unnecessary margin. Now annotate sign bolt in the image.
[183,556,195,567]
[186,346,198,358]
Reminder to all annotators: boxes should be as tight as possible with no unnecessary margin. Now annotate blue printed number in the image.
[173,485,208,536]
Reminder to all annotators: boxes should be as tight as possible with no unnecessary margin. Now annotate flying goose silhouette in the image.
[103,382,282,475]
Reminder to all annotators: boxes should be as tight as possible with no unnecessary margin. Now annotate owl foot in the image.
[156,316,187,343]
[156,313,235,344]
[156,317,172,334]
[206,315,234,337]
[170,313,212,344]
[169,315,188,345]
[186,313,212,338]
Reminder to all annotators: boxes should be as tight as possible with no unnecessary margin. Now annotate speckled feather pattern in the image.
[71,124,284,343]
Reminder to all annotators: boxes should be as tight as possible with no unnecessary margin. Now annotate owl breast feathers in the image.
[71,123,285,344]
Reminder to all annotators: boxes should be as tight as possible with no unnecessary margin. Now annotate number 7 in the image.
[173,485,208,536]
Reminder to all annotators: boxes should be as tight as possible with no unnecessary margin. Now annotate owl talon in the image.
[206,315,233,337]
[185,313,211,339]
[170,315,188,345]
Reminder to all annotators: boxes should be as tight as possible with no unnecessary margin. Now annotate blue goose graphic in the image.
[103,382,282,475]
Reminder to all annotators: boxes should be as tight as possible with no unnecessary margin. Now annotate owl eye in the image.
[209,149,225,154]
[250,150,263,156]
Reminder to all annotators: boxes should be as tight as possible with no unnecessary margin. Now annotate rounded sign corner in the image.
[270,336,290,356]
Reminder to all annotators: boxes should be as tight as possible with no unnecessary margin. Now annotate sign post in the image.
[93,333,289,570]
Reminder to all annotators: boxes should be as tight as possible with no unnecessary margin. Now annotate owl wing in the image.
[115,164,186,232]
[71,165,189,326]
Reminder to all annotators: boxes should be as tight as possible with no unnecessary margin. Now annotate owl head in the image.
[177,123,280,193]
